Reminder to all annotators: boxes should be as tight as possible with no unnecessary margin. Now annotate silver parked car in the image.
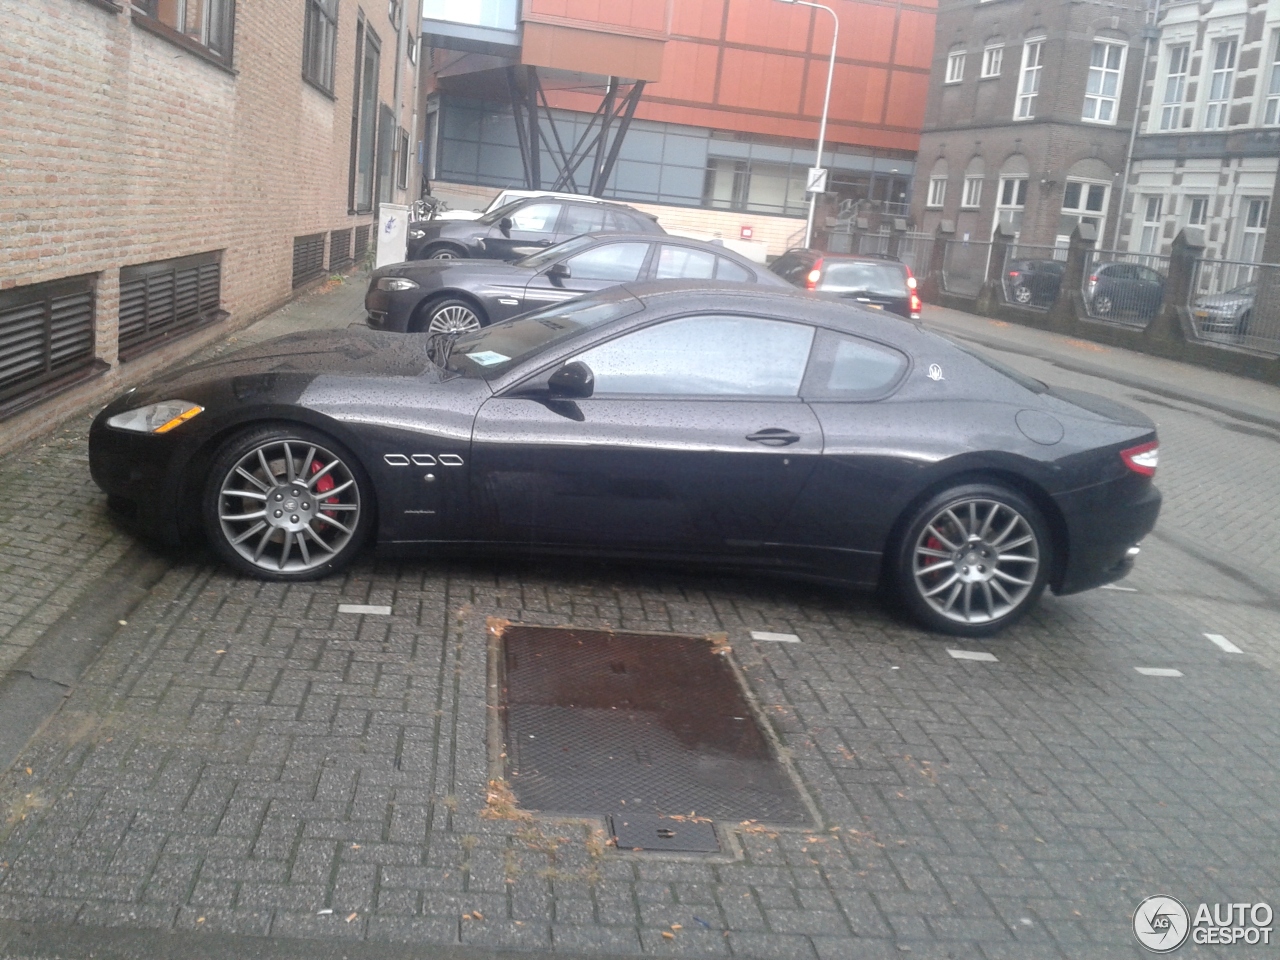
[1192,282,1255,335]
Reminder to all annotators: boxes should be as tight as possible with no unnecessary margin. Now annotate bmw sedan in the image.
[366,232,786,334]
[89,282,1161,637]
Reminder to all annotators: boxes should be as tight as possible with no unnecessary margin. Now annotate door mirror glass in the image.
[547,262,571,280]
[499,216,513,236]
[548,361,595,399]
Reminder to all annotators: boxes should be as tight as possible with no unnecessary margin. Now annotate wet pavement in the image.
[0,284,1278,959]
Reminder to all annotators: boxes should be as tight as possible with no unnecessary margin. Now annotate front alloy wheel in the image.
[426,299,483,334]
[894,484,1049,636]
[204,427,370,580]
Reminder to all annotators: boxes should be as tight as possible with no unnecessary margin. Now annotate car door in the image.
[1136,265,1165,315]
[469,313,822,555]
[484,201,563,260]
[521,240,652,311]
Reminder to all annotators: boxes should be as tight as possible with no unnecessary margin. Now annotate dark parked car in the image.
[366,232,786,334]
[1005,259,1065,306]
[770,249,921,320]
[406,195,664,262]
[89,282,1161,637]
[1192,281,1255,335]
[1086,262,1166,319]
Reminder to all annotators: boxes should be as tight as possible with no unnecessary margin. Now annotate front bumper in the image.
[1053,478,1162,595]
[363,284,419,333]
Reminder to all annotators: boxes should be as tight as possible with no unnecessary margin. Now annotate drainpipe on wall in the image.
[1112,1,1162,251]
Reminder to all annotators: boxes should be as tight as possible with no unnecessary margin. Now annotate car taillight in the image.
[1008,270,1021,278]
[805,263,823,290]
[910,292,922,315]
[1120,440,1159,477]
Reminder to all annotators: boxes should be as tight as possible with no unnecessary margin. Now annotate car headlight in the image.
[376,277,420,292]
[408,227,426,239]
[106,400,204,434]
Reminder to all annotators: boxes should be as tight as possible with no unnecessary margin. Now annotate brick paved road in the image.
[0,290,1278,960]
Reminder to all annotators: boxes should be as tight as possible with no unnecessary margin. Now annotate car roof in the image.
[509,194,657,217]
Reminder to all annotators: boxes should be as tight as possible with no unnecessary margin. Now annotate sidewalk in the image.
[920,303,1280,429]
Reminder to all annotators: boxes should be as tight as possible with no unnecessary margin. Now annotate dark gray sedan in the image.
[366,232,786,334]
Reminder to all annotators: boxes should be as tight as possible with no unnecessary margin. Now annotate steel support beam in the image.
[594,80,645,198]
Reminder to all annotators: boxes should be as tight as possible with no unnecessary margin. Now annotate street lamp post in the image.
[777,0,838,250]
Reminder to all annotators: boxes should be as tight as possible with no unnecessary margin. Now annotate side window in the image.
[655,245,716,279]
[716,257,754,282]
[509,202,562,234]
[801,330,909,400]
[561,205,608,236]
[564,242,650,282]
[575,315,815,396]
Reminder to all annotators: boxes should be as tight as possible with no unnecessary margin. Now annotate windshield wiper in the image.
[426,332,459,369]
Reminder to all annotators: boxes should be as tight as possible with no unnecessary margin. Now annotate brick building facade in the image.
[1,0,418,452]
[1120,0,1280,262]
[910,0,1149,250]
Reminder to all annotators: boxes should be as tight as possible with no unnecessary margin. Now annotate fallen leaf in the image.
[118,620,127,626]
[661,931,674,939]
[215,650,226,655]
[24,768,31,776]
[196,917,205,923]
[671,923,682,930]
[473,911,483,920]
[345,912,358,923]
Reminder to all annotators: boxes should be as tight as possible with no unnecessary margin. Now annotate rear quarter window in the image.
[801,330,909,400]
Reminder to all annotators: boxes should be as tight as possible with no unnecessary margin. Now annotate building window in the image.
[1264,34,1280,125]
[1205,38,1237,130]
[961,177,983,208]
[1082,41,1126,123]
[981,44,1003,78]
[0,274,96,409]
[1060,180,1108,242]
[995,177,1027,233]
[348,19,381,213]
[927,177,947,208]
[1138,196,1163,254]
[1238,198,1269,263]
[1015,40,1044,120]
[132,0,235,63]
[118,252,223,359]
[1186,196,1208,227]
[397,127,410,190]
[1160,44,1189,131]
[945,51,966,84]
[303,0,338,94]
[703,158,809,217]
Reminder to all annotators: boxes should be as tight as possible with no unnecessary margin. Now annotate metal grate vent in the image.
[119,252,222,359]
[0,274,96,405]
[292,233,326,287]
[329,228,353,270]
[353,224,370,262]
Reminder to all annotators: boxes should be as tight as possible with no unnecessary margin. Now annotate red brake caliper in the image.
[922,535,943,570]
[311,459,337,518]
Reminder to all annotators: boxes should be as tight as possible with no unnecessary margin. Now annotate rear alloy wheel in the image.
[893,483,1050,636]
[204,426,371,580]
[427,245,464,260]
[1013,285,1033,305]
[1093,294,1114,317]
[424,298,484,334]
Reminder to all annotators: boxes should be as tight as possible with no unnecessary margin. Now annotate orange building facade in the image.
[422,0,935,227]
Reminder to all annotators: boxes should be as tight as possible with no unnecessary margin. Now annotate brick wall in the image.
[0,0,417,454]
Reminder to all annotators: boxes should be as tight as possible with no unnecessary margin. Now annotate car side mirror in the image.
[547,361,594,399]
[499,216,513,237]
[547,262,571,281]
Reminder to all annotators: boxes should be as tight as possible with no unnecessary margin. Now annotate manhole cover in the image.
[500,626,809,832]
[611,813,720,853]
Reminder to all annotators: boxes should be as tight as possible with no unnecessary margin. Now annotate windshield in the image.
[516,234,598,270]
[820,261,909,297]
[442,296,645,377]
[477,199,527,226]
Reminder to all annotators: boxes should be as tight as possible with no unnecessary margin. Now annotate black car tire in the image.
[415,297,487,334]
[203,424,373,582]
[423,243,467,261]
[891,482,1051,637]
[1093,293,1114,317]
[1012,284,1033,305]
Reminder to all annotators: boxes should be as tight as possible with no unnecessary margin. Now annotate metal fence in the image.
[1189,258,1280,355]
[941,240,993,298]
[1080,250,1171,327]
[857,230,891,257]
[897,232,935,277]
[1001,244,1067,310]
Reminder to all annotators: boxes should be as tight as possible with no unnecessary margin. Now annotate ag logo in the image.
[927,363,944,381]
[1133,896,1190,953]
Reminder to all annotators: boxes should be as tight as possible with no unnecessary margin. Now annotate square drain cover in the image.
[501,626,809,827]
[611,813,719,853]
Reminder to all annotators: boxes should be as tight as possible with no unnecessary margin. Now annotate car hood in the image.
[431,210,483,221]
[1194,292,1253,309]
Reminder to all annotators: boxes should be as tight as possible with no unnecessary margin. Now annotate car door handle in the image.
[534,239,551,246]
[746,428,801,446]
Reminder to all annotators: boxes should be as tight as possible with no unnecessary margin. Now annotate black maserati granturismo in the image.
[89,282,1161,636]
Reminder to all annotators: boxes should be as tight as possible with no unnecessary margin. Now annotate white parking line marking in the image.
[1100,584,1138,592]
[338,604,392,615]
[750,631,800,643]
[947,649,998,662]
[1204,633,1243,654]
[1135,667,1183,677]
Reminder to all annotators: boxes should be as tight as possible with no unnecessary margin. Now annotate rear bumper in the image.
[1053,479,1162,595]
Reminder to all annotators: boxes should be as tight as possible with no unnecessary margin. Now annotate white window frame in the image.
[1059,179,1109,245]
[1238,197,1269,263]
[946,51,966,84]
[1159,43,1190,131]
[1015,39,1044,120]
[927,177,948,208]
[994,176,1028,236]
[1264,32,1280,126]
[1082,40,1127,124]
[1139,196,1163,254]
[961,176,983,208]
[981,44,1003,78]
[1204,37,1238,130]
[1186,196,1208,227]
